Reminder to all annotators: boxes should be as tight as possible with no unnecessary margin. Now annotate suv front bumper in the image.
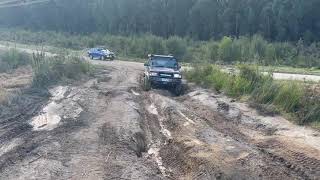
[149,77,182,86]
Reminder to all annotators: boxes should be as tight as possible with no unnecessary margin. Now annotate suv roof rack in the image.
[148,54,175,59]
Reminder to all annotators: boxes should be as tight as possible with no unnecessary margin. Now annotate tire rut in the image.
[140,90,320,179]
[174,92,320,180]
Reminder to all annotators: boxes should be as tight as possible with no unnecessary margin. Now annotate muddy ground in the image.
[0,59,320,180]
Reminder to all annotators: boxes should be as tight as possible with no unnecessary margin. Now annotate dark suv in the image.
[143,54,183,95]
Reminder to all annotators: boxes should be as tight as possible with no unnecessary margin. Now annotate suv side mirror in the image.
[144,63,149,67]
[178,65,181,69]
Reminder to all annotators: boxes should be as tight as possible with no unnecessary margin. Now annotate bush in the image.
[204,66,229,91]
[218,36,233,63]
[250,35,267,60]
[225,76,252,97]
[165,36,187,60]
[185,64,319,126]
[251,76,279,104]
[0,49,31,72]
[273,82,304,113]
[265,44,277,65]
[0,88,8,104]
[31,52,92,87]
[298,89,320,124]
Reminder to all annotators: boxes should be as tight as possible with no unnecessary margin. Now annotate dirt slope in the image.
[0,59,319,180]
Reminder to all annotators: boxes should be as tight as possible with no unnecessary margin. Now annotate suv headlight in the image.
[173,74,182,78]
[149,72,158,76]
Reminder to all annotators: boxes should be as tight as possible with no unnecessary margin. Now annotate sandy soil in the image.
[0,57,319,180]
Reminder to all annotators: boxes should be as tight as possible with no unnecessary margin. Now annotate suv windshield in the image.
[101,50,110,53]
[150,58,178,69]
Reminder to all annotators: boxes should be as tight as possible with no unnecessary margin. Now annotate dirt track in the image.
[0,58,320,179]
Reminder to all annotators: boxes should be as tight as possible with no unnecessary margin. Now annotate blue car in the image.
[87,47,115,60]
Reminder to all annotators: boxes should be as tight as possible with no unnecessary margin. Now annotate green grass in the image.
[0,88,8,104]
[31,52,92,87]
[185,64,320,127]
[0,48,31,72]
[1,29,320,68]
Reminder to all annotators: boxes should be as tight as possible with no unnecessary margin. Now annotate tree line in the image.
[0,0,319,42]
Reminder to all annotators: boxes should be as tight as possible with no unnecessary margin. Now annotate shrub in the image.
[265,44,277,65]
[250,35,267,61]
[273,82,304,113]
[165,36,187,60]
[251,76,279,104]
[204,66,229,91]
[185,64,319,126]
[31,52,91,87]
[0,49,31,72]
[225,76,252,97]
[218,36,233,63]
[238,65,261,85]
[298,89,320,124]
[0,88,8,104]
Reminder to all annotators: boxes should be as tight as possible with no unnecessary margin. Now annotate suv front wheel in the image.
[173,83,183,96]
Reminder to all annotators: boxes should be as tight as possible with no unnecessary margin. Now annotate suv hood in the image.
[150,67,180,73]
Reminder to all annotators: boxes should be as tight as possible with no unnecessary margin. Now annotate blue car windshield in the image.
[151,58,178,69]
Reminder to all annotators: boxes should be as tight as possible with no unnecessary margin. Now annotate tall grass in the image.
[31,52,92,87]
[185,65,320,126]
[0,88,8,104]
[0,48,31,72]
[1,29,320,68]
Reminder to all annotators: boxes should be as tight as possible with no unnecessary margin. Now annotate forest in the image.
[0,0,320,42]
